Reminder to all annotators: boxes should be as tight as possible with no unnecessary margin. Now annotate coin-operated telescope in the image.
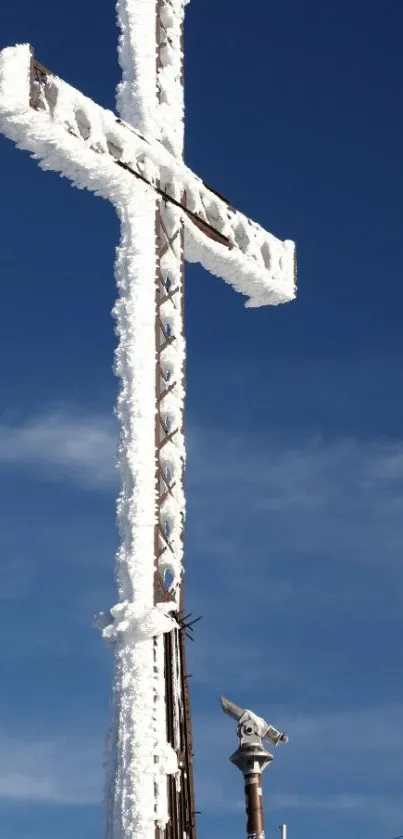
[220,696,289,839]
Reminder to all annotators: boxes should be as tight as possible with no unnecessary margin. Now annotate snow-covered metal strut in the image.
[0,3,296,839]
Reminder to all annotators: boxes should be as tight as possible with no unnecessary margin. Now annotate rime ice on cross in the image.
[0,3,296,839]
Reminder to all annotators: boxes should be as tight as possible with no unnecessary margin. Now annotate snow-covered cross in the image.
[0,4,296,839]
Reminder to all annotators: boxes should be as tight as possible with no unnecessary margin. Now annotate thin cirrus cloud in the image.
[187,426,403,570]
[0,703,402,824]
[2,409,403,588]
[2,408,403,615]
[0,410,117,489]
[1,408,403,517]
[0,733,102,805]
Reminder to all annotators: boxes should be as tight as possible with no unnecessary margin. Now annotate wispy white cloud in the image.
[0,410,117,489]
[267,791,403,818]
[269,792,367,811]
[185,426,403,706]
[0,733,102,805]
[2,704,400,824]
[2,408,403,533]
[187,427,403,569]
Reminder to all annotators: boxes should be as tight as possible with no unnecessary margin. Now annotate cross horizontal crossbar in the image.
[31,58,232,250]
[0,45,296,308]
[29,58,269,251]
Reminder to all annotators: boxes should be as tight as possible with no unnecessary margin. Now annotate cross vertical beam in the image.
[109,188,162,839]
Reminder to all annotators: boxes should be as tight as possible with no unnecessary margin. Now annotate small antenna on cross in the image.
[177,612,203,641]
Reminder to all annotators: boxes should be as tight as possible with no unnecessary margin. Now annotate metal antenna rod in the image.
[220,696,289,839]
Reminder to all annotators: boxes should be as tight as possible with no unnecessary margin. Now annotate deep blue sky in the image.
[0,2,403,839]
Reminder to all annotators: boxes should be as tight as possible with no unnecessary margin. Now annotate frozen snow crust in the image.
[117,0,185,157]
[0,45,296,308]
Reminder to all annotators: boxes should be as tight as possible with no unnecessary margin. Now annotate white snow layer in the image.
[0,44,296,307]
[116,0,158,139]
[156,0,186,157]
[116,0,186,157]
[0,42,29,114]
[108,190,180,839]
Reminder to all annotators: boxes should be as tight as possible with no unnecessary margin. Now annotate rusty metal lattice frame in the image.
[155,1,197,835]
[156,0,197,839]
[154,205,197,839]
[29,55,233,251]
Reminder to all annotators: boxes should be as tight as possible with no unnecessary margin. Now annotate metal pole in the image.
[220,697,288,839]
[231,745,271,839]
[279,824,287,839]
[244,772,265,839]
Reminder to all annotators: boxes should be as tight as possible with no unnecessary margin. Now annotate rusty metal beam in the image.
[154,191,197,839]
